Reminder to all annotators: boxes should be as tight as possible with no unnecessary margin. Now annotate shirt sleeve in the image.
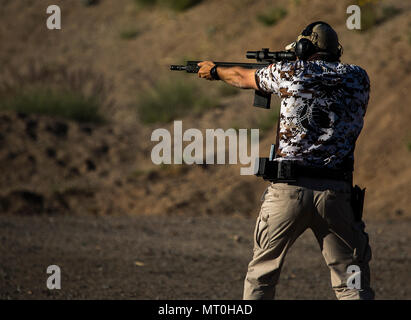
[254,62,282,95]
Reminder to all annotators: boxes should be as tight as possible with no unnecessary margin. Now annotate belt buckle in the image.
[277,161,297,182]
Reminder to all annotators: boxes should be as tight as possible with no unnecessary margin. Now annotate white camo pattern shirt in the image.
[255,60,370,169]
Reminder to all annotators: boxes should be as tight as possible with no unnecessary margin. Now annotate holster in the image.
[351,185,366,222]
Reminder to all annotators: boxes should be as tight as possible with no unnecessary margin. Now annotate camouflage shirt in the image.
[255,60,370,170]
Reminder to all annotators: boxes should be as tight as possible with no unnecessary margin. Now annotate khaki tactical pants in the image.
[243,177,374,300]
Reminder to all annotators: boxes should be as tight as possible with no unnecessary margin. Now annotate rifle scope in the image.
[246,48,296,62]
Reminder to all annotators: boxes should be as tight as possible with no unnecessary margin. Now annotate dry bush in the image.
[136,78,217,124]
[134,0,202,12]
[0,62,114,123]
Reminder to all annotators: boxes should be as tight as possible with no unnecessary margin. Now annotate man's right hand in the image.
[197,61,216,81]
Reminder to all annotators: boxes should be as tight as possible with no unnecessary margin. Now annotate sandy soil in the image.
[1,215,410,300]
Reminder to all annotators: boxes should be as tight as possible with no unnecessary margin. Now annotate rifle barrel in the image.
[169,61,270,73]
[170,65,186,71]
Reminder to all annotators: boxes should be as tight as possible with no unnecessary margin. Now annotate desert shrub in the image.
[0,63,113,123]
[360,3,378,31]
[229,105,280,144]
[0,88,103,123]
[160,0,202,11]
[218,83,239,97]
[256,105,279,137]
[360,3,402,32]
[134,0,155,6]
[82,0,99,6]
[134,0,202,11]
[257,7,287,26]
[119,28,140,40]
[380,5,401,22]
[137,79,216,124]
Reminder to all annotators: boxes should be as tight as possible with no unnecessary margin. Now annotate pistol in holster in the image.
[351,185,366,222]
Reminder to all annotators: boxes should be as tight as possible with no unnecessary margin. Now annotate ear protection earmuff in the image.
[295,38,317,60]
[295,21,341,60]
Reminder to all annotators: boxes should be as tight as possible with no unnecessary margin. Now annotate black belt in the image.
[255,159,353,183]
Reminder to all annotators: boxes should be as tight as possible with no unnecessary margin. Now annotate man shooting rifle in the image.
[177,21,375,300]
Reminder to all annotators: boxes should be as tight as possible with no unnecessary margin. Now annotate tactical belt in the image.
[255,158,353,184]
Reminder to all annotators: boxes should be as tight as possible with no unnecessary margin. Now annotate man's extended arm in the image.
[197,61,258,90]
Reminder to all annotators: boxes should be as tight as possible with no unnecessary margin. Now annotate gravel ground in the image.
[0,215,410,300]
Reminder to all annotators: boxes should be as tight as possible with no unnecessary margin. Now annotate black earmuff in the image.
[295,38,316,60]
[296,21,332,60]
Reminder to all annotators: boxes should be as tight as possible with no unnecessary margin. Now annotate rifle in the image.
[170,48,296,109]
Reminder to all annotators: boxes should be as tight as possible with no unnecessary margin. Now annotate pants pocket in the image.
[254,214,269,250]
[254,186,304,250]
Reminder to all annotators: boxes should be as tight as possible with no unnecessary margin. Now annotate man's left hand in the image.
[197,61,216,80]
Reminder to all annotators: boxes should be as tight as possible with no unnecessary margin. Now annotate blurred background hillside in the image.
[0,0,410,219]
